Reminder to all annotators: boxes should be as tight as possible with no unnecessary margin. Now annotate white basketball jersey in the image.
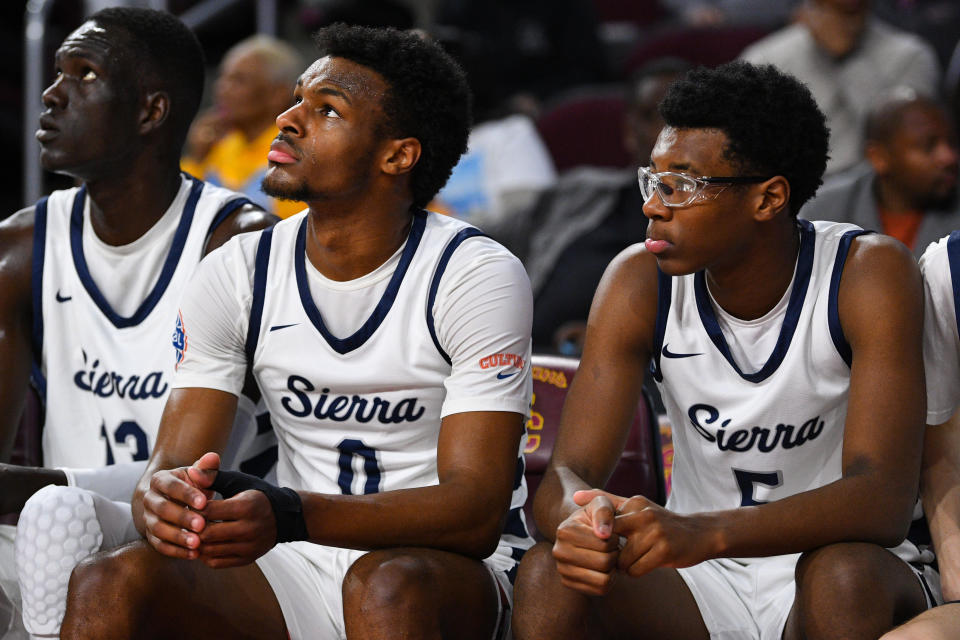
[246,210,533,569]
[33,175,276,477]
[654,219,861,515]
[653,218,928,564]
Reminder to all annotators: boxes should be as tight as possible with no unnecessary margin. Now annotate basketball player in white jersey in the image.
[512,61,935,640]
[877,232,960,639]
[0,8,277,638]
[60,24,533,640]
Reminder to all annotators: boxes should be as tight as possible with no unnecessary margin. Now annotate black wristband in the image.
[209,469,309,544]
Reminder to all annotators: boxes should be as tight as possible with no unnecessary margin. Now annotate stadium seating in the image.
[523,354,665,539]
[624,24,770,73]
[535,87,632,172]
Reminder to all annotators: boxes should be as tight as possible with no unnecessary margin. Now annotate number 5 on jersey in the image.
[733,468,783,506]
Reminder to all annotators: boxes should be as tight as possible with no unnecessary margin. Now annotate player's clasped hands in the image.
[142,452,278,568]
[553,489,717,596]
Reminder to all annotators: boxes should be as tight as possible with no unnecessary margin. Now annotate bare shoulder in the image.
[0,206,38,290]
[0,206,38,240]
[839,233,922,344]
[584,243,660,359]
[204,204,279,255]
[841,233,921,301]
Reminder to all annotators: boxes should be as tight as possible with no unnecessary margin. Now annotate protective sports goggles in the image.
[638,166,771,207]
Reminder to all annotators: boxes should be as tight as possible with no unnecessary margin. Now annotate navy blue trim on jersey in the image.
[502,506,529,539]
[239,445,279,479]
[426,225,487,364]
[650,268,672,383]
[512,455,526,491]
[828,229,872,367]
[694,219,815,383]
[69,181,202,329]
[203,193,256,257]
[947,231,960,340]
[31,197,49,397]
[295,210,427,354]
[505,546,526,585]
[30,362,46,402]
[245,227,274,364]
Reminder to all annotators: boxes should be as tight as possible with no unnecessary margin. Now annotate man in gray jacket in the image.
[801,90,959,257]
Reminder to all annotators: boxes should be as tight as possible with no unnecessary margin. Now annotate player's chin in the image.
[653,254,700,278]
[38,148,72,174]
[261,172,310,202]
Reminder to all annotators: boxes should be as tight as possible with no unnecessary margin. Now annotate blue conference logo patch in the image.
[172,310,187,370]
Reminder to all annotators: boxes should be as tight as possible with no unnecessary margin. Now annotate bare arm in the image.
[0,465,67,514]
[293,410,524,558]
[532,245,658,540]
[136,389,524,563]
[0,207,40,462]
[132,386,240,558]
[922,409,960,600]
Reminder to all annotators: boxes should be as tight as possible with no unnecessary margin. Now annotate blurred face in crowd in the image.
[214,49,290,133]
[624,72,682,167]
[870,102,959,210]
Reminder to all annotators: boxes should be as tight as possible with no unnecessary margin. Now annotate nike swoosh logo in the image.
[496,371,519,379]
[55,290,72,303]
[269,323,299,332]
[661,344,702,359]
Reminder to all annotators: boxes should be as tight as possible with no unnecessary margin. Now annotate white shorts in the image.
[678,554,799,640]
[677,553,941,640]
[255,542,515,640]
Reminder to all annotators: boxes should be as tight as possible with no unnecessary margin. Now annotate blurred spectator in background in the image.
[741,0,940,176]
[428,19,560,257]
[430,113,557,256]
[661,0,797,28]
[524,59,689,354]
[801,88,959,256]
[874,0,960,67]
[181,35,305,219]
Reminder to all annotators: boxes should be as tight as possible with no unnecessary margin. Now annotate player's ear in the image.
[139,90,170,135]
[753,176,790,222]
[381,137,421,176]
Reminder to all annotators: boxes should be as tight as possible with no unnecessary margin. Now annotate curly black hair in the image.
[659,61,829,215]
[312,24,472,208]
[89,7,205,151]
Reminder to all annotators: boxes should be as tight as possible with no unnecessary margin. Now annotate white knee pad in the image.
[15,485,103,637]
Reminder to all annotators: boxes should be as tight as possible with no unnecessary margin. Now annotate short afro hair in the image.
[89,7,205,148]
[312,24,472,209]
[659,61,829,215]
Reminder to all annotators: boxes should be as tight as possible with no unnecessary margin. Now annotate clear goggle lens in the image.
[638,169,701,206]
